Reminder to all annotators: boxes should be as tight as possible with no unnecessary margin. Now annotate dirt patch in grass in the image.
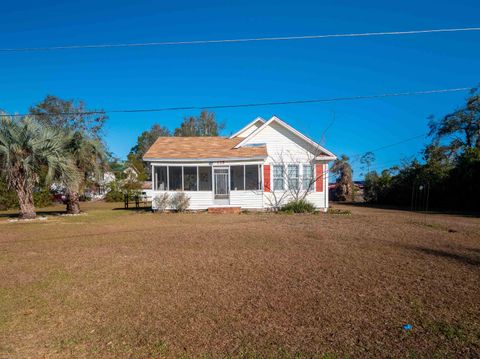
[1,202,479,358]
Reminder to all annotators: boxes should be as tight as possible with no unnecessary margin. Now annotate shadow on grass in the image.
[112,207,152,212]
[334,201,480,218]
[0,210,67,219]
[402,244,480,267]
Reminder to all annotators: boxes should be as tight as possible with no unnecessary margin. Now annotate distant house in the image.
[143,116,336,211]
[122,166,139,182]
[83,171,116,199]
[84,167,141,199]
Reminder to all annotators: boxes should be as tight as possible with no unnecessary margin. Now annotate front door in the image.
[214,168,229,203]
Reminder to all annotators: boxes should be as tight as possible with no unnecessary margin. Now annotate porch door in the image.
[214,168,229,201]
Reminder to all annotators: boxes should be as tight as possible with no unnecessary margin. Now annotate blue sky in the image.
[1,0,479,177]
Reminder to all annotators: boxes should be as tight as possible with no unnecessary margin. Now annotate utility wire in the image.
[1,27,479,52]
[0,87,471,117]
[350,133,427,160]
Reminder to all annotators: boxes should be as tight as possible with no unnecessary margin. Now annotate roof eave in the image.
[229,117,265,139]
[143,155,268,162]
[233,116,337,158]
[315,155,337,161]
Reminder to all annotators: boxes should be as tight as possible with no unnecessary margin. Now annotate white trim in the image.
[229,116,265,138]
[144,156,267,162]
[315,155,337,161]
[151,165,155,191]
[151,161,265,167]
[166,165,169,190]
[324,163,328,208]
[213,166,230,203]
[233,116,337,159]
[181,166,184,191]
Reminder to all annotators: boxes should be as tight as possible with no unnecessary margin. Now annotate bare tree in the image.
[360,151,375,175]
[264,145,329,210]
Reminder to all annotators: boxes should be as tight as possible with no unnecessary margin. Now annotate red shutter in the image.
[263,165,271,192]
[315,164,323,192]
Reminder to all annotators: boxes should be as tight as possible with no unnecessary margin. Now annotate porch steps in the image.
[208,206,241,214]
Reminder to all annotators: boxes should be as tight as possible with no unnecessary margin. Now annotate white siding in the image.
[263,191,327,210]
[263,162,329,210]
[230,190,263,209]
[151,190,264,210]
[241,121,316,163]
[151,191,213,210]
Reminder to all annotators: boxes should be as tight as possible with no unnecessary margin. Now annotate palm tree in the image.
[64,131,107,214]
[0,115,77,219]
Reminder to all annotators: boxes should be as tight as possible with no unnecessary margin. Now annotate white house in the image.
[143,116,336,211]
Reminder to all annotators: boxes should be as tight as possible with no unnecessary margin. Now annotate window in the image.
[245,165,260,190]
[230,166,244,190]
[154,166,167,190]
[199,167,212,191]
[273,165,284,191]
[302,164,313,190]
[183,166,197,191]
[288,164,299,190]
[169,167,182,190]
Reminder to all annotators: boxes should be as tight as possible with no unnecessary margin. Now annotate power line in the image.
[0,87,471,117]
[350,133,427,160]
[1,27,479,53]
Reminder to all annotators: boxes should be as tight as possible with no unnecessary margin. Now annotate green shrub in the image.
[0,177,52,210]
[105,181,125,202]
[280,199,316,213]
[0,177,18,210]
[105,189,124,202]
[33,188,53,208]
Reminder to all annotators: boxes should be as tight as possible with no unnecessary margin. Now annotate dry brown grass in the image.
[1,202,479,358]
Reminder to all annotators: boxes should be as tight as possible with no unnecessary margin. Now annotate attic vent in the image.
[243,143,266,147]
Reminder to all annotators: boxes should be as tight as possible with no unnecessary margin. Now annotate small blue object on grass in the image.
[403,324,413,330]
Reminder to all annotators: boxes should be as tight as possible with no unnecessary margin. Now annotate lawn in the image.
[1,202,479,358]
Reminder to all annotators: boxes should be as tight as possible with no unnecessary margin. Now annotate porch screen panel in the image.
[230,166,244,190]
[245,165,260,190]
[169,167,182,191]
[183,166,198,191]
[199,167,212,191]
[154,166,167,190]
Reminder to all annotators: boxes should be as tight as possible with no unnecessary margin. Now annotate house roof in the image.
[141,181,152,190]
[229,116,265,138]
[234,116,337,160]
[143,136,267,161]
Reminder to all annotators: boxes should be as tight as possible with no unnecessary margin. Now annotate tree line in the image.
[361,89,480,210]
[1,96,108,218]
[128,110,224,169]
[1,95,224,218]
